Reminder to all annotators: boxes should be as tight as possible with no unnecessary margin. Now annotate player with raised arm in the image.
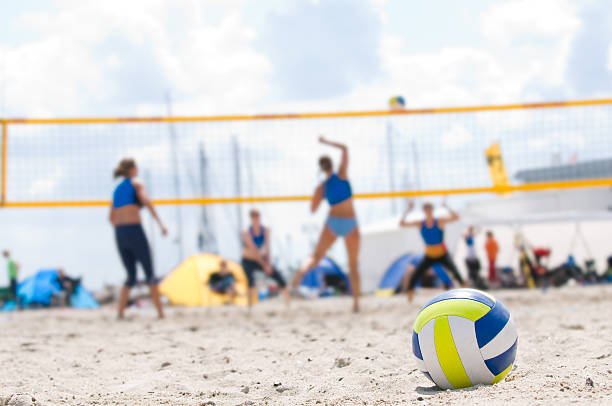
[291,137,361,312]
[399,200,466,303]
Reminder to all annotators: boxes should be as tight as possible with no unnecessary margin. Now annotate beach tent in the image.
[299,257,350,297]
[159,254,252,307]
[70,285,99,309]
[18,269,61,307]
[376,253,451,296]
[16,269,99,309]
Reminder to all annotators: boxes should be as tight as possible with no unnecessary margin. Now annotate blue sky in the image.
[1,0,611,289]
[1,0,611,119]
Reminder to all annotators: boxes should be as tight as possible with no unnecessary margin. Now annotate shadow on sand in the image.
[416,384,484,396]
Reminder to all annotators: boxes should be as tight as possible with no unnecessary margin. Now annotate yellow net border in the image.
[2,98,612,208]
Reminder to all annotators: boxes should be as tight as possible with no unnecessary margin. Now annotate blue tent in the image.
[300,257,351,296]
[70,285,99,309]
[15,269,98,309]
[376,253,452,296]
[18,269,61,307]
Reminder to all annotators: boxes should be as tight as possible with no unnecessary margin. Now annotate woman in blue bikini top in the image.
[290,136,361,313]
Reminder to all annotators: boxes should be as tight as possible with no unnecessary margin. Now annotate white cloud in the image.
[441,123,473,150]
[2,0,271,117]
[329,35,523,110]
[482,0,579,43]
[0,0,593,119]
[481,0,581,87]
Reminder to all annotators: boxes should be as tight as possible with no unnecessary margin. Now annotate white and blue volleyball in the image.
[412,289,517,389]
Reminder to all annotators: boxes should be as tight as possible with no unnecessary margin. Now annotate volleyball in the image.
[412,289,517,389]
[389,95,406,110]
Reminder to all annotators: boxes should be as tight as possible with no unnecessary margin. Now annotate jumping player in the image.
[109,158,166,319]
[399,200,466,302]
[241,209,289,308]
[291,137,361,312]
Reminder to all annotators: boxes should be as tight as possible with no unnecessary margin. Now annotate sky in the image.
[1,0,612,289]
[1,0,611,119]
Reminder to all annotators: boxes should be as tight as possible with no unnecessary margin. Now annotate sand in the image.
[0,285,610,406]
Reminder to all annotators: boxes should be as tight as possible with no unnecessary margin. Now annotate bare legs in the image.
[117,284,164,319]
[248,288,256,309]
[280,288,290,307]
[226,285,237,304]
[344,228,361,313]
[117,286,130,319]
[291,225,361,312]
[291,226,337,290]
[401,265,416,302]
[149,284,164,319]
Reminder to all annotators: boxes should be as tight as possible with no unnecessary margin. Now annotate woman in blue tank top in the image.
[109,158,167,319]
[241,209,289,308]
[399,200,466,303]
[291,136,361,312]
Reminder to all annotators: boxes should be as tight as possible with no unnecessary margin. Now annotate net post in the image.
[1,120,6,206]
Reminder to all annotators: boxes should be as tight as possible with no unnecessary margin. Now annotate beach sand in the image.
[0,285,610,405]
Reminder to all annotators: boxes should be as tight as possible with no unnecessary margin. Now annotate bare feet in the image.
[406,289,414,303]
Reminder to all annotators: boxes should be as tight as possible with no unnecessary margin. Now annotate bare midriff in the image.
[328,198,356,218]
[113,204,141,226]
[242,247,266,262]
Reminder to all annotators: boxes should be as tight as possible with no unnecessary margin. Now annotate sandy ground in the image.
[0,285,610,406]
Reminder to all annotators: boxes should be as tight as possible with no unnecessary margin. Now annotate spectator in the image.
[3,251,19,301]
[485,231,500,285]
[53,269,81,307]
[208,261,238,304]
[465,226,487,289]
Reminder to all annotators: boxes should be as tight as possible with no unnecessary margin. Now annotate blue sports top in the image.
[420,220,444,245]
[113,178,140,209]
[323,173,352,205]
[249,226,266,249]
[465,235,474,246]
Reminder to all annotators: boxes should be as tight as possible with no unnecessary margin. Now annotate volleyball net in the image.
[1,98,612,209]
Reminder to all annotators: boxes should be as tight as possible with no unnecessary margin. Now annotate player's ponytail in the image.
[113,158,136,179]
[319,156,333,172]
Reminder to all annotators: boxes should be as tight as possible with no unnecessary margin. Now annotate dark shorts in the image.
[210,275,236,293]
[241,258,287,288]
[465,258,481,275]
[9,278,17,298]
[409,252,464,290]
[115,224,155,287]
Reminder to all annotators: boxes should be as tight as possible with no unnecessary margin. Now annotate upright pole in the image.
[198,142,217,253]
[144,169,156,263]
[232,136,243,240]
[386,121,397,215]
[165,91,184,262]
[1,121,6,206]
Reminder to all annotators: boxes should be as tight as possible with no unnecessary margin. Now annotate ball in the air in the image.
[412,289,517,389]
